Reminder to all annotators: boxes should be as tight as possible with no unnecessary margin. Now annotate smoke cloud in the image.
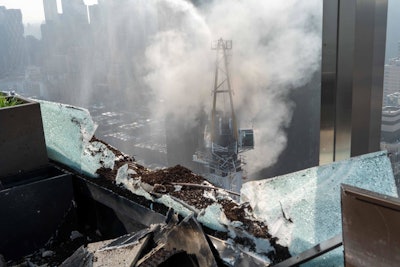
[144,0,212,122]
[143,0,322,174]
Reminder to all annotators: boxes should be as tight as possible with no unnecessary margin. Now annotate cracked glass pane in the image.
[241,151,398,266]
[39,100,102,176]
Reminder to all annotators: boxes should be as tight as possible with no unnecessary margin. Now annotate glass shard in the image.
[241,151,398,266]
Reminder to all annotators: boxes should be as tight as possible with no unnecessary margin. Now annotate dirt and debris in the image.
[91,137,291,263]
[97,158,272,240]
[136,165,215,209]
[7,136,290,265]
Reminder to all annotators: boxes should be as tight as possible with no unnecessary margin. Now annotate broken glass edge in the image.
[241,151,397,266]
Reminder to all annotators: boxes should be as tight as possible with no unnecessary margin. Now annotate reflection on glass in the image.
[381,0,400,194]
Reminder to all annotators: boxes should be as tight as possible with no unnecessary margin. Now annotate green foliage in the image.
[0,96,22,108]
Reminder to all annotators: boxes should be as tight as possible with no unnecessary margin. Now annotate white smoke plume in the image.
[143,0,322,175]
[11,0,320,174]
[143,0,322,174]
[144,0,212,123]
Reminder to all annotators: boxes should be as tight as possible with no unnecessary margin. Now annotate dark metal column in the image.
[320,0,339,164]
[320,0,387,163]
[351,0,387,156]
[335,0,356,161]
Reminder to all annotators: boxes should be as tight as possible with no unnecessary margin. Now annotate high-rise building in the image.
[381,106,400,178]
[381,106,400,142]
[386,92,400,106]
[61,0,88,24]
[381,42,400,184]
[43,0,58,23]
[383,42,400,103]
[0,6,25,78]
[398,40,400,58]
[384,58,400,99]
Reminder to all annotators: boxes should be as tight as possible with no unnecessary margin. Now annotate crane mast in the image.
[211,39,238,143]
[193,38,254,194]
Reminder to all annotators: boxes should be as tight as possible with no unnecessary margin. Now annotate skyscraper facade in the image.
[383,42,400,104]
[0,6,25,78]
[43,0,58,23]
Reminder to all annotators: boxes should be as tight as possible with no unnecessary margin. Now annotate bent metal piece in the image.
[61,213,219,267]
[341,184,400,267]
[72,173,272,266]
[73,175,166,227]
[272,234,342,267]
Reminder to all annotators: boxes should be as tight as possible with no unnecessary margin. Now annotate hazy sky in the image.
[0,0,398,58]
[1,0,398,46]
[0,0,98,24]
[0,0,45,23]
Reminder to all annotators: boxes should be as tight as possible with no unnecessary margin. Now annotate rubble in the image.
[37,100,290,264]
[7,99,398,267]
[90,137,289,264]
[61,213,222,267]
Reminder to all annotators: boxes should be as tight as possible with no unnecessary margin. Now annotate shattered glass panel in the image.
[39,100,102,177]
[241,151,398,266]
[197,203,229,232]
[81,140,115,177]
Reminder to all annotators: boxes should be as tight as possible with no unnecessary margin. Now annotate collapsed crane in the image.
[193,38,254,194]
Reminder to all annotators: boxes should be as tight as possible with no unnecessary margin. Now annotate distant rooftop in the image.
[382,106,400,114]
[388,57,400,66]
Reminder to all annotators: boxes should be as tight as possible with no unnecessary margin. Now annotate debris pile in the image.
[35,100,290,264]
[61,212,224,267]
[90,137,290,264]
[5,100,398,266]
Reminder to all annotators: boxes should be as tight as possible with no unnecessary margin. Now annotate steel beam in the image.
[320,0,388,163]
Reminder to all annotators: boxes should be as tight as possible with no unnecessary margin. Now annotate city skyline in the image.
[1,0,399,60]
[0,0,399,179]
[0,0,45,23]
[0,0,97,24]
[386,0,400,61]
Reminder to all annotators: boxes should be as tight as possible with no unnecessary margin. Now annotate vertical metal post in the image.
[320,0,387,163]
[335,0,356,161]
[320,0,339,164]
[351,0,387,156]
[211,44,219,143]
